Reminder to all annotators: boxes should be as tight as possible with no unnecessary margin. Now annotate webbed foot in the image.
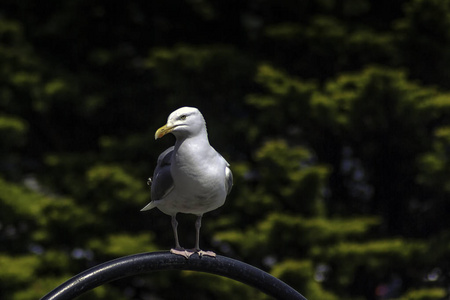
[197,250,216,258]
[170,248,194,259]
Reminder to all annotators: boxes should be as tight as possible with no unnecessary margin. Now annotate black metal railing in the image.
[40,251,307,300]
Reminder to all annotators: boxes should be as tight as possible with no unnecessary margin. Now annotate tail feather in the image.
[140,201,157,211]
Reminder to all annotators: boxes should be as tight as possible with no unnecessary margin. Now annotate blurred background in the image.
[1,0,450,299]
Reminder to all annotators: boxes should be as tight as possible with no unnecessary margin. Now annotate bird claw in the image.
[170,248,216,259]
[197,250,216,258]
[170,248,194,259]
[147,178,152,186]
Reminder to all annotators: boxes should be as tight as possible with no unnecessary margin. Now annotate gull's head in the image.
[155,107,206,140]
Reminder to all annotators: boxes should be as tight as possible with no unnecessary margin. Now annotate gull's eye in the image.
[179,115,187,120]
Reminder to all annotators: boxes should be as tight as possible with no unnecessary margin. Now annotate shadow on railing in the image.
[40,251,308,300]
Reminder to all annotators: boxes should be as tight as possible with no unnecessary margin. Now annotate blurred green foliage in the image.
[1,0,450,299]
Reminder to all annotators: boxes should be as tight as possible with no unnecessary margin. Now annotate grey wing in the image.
[225,161,233,195]
[151,146,175,200]
[213,147,233,195]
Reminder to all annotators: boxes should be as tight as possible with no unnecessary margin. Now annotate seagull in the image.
[141,107,233,258]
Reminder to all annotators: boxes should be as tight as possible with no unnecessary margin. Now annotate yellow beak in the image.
[155,124,174,140]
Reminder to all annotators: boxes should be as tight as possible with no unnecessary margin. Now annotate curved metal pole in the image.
[40,251,307,300]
